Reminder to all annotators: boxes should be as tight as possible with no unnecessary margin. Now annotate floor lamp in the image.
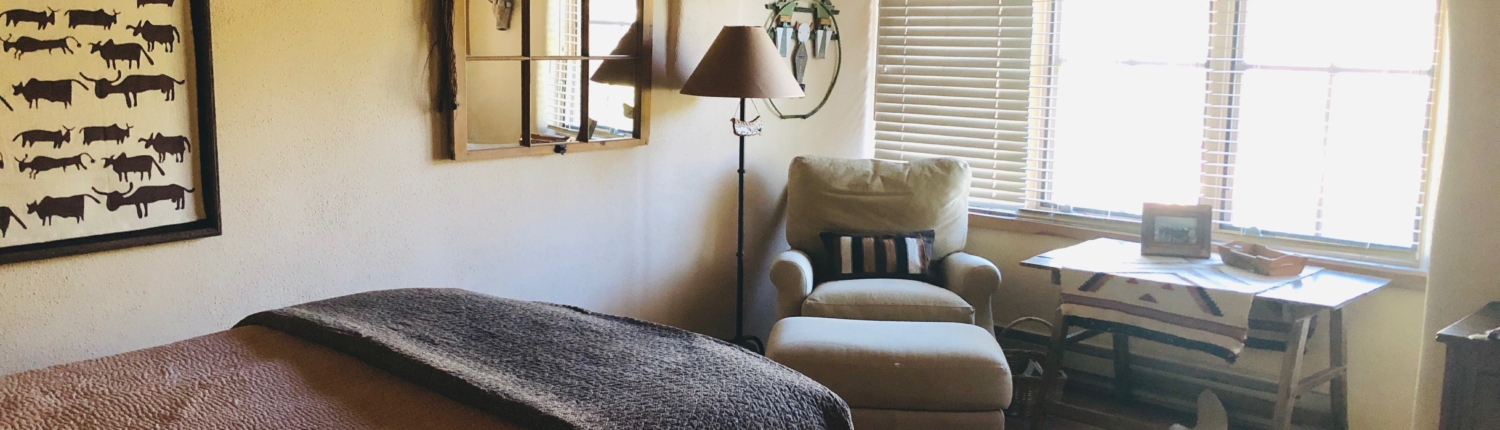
[681,26,806,353]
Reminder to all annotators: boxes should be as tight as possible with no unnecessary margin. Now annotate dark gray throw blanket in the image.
[235,288,852,430]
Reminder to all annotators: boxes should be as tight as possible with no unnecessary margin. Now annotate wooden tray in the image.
[1218,242,1308,277]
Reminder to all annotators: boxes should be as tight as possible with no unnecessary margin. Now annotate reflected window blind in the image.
[874,0,1034,210]
[545,0,583,129]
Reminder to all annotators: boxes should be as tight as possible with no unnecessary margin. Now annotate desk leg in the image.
[1031,309,1071,430]
[1272,314,1314,430]
[1112,332,1134,403]
[1329,309,1349,430]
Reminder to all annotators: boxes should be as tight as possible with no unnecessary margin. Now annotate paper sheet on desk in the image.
[1035,239,1324,294]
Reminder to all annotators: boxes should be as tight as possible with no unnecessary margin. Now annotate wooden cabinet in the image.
[1438,302,1500,430]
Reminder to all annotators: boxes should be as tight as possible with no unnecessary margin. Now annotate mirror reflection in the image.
[465,60,524,150]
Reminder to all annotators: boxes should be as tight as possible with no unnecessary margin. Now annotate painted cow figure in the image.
[13,127,73,148]
[141,133,192,163]
[1,35,80,59]
[101,153,164,182]
[0,206,26,238]
[127,21,179,52]
[28,194,100,225]
[89,40,154,70]
[82,124,132,145]
[95,183,194,219]
[1,8,57,30]
[66,9,120,30]
[137,0,175,7]
[15,153,93,179]
[13,79,90,108]
[80,72,181,108]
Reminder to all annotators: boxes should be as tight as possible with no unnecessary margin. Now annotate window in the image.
[875,0,1442,257]
[446,0,651,160]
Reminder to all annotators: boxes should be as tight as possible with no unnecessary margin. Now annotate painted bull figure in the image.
[14,127,73,149]
[101,153,164,182]
[1,8,57,30]
[2,35,80,59]
[82,124,132,145]
[0,206,26,238]
[28,194,101,225]
[80,72,181,108]
[13,78,89,108]
[66,9,120,30]
[95,183,194,219]
[141,133,192,162]
[89,40,154,70]
[127,21,179,52]
[15,153,93,179]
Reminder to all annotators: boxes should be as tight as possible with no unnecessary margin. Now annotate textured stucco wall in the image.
[1411,1,1500,428]
[0,0,873,375]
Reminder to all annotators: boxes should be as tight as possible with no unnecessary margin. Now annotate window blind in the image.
[1021,0,1440,251]
[545,0,583,129]
[874,0,1035,210]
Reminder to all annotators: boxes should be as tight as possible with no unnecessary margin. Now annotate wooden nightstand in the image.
[1437,301,1500,430]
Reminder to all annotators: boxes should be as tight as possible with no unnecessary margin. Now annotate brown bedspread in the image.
[0,326,522,430]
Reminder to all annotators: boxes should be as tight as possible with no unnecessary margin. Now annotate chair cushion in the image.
[767,317,1012,411]
[785,157,970,273]
[802,279,974,324]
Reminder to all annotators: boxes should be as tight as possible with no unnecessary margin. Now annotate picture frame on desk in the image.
[1140,203,1212,259]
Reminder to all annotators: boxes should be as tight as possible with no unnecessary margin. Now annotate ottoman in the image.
[767,317,1012,430]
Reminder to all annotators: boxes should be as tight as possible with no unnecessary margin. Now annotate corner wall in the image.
[0,0,873,375]
[1411,1,1500,427]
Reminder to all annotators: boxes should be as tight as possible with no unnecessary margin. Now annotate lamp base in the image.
[731,335,765,355]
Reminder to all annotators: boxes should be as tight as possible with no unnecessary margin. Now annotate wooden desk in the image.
[1022,239,1391,430]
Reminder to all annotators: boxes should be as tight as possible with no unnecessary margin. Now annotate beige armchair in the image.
[772,156,1001,334]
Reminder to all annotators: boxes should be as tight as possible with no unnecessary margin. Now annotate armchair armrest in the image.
[770,250,816,321]
[942,252,1001,334]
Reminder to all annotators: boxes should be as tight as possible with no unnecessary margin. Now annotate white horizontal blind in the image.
[874,0,1034,210]
[545,0,583,129]
[1025,0,1441,250]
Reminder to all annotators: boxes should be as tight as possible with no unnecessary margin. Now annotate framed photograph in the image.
[0,0,220,265]
[1141,203,1212,259]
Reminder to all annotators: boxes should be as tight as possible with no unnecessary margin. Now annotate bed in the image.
[0,288,853,430]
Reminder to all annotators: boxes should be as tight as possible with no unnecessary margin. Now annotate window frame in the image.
[447,0,653,160]
[1019,0,1445,266]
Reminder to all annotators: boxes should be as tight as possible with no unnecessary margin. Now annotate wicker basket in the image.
[1001,317,1066,418]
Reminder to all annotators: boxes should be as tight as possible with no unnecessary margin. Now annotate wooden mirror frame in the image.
[443,0,653,160]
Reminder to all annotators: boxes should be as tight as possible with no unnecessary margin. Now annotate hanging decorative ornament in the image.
[489,0,515,31]
[732,116,764,137]
[793,22,811,90]
[763,0,843,119]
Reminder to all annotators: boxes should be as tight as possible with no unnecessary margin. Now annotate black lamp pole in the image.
[733,97,764,354]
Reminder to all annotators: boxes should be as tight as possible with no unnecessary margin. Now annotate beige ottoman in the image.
[767,317,1012,430]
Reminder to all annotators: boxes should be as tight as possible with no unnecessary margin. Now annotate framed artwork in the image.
[1141,203,1212,259]
[0,0,219,265]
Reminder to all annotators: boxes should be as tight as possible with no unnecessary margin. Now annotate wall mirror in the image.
[449,0,651,160]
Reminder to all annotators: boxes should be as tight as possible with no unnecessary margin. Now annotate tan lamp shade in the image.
[681,26,806,99]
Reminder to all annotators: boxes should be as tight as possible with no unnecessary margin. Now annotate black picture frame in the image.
[0,0,220,265]
[1140,203,1212,259]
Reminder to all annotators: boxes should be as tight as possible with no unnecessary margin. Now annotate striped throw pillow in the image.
[819,230,936,282]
